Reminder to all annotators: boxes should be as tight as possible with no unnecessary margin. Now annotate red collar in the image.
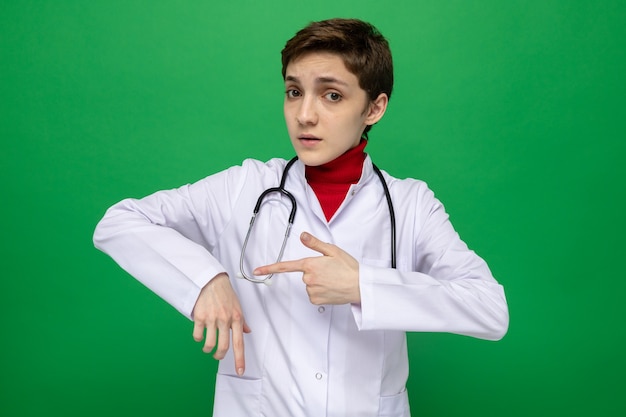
[305,140,367,221]
[305,139,367,185]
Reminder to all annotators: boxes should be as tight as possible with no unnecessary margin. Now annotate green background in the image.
[2,0,625,416]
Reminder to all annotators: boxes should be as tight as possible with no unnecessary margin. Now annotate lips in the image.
[297,134,322,148]
[298,134,321,141]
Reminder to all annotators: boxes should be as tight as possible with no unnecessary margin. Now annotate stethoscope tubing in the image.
[372,163,397,269]
[239,156,396,284]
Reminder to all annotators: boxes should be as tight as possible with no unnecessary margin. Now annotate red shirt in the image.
[305,140,367,221]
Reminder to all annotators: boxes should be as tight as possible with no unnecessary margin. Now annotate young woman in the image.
[94,18,508,417]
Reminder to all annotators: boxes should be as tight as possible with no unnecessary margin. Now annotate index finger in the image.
[253,259,307,276]
[231,319,246,376]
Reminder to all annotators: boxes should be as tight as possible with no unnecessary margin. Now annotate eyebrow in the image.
[285,75,349,87]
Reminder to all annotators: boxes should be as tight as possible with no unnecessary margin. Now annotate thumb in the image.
[300,232,335,256]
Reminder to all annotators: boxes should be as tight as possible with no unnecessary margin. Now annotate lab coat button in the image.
[318,306,325,313]
[315,372,323,380]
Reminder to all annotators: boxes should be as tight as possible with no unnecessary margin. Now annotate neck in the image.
[305,139,367,221]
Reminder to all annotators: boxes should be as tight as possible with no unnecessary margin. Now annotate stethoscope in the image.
[239,156,396,284]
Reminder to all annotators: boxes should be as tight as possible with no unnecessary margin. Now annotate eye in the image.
[325,92,342,102]
[286,88,301,98]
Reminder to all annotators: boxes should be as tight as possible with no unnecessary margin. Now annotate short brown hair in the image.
[281,18,394,135]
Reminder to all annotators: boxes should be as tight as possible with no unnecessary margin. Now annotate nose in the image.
[296,96,318,126]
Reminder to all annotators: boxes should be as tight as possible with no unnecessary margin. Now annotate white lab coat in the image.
[93,156,508,417]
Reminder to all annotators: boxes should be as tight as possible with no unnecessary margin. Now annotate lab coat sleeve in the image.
[353,181,509,341]
[93,163,249,320]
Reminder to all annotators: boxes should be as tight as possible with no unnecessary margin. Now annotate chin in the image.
[293,152,332,167]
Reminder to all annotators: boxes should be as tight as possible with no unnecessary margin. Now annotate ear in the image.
[365,93,389,126]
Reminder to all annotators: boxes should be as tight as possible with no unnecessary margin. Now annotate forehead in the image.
[284,52,357,83]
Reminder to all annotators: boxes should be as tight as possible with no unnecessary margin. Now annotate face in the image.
[283,52,387,166]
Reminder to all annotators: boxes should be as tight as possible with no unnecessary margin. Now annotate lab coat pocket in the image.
[214,374,262,415]
[362,257,392,269]
[378,389,410,417]
[362,255,411,272]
